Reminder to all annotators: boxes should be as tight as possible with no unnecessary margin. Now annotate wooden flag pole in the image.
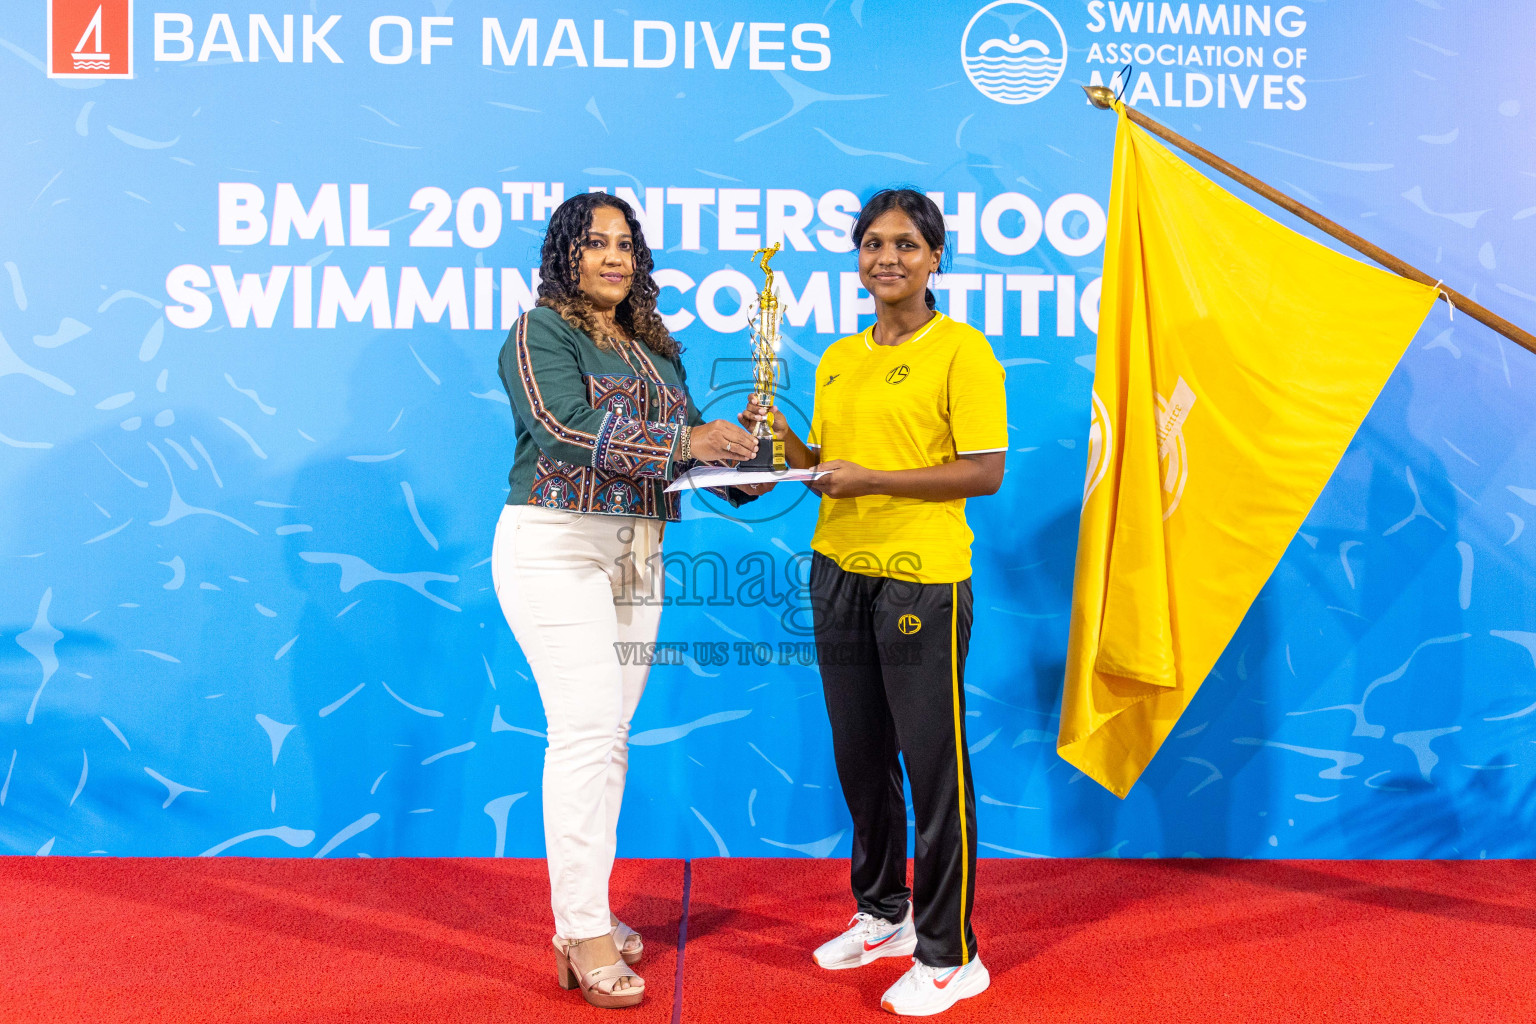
[1083,85,1536,357]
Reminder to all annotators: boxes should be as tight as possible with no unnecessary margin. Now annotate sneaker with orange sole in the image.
[879,957,990,1016]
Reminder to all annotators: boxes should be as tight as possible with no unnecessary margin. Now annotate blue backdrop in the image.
[2,0,1535,860]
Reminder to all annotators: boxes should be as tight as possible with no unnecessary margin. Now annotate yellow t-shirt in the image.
[807,312,1008,584]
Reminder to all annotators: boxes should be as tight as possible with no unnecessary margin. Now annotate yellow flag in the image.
[1057,106,1438,797]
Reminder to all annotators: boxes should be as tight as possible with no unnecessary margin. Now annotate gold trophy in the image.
[738,242,788,471]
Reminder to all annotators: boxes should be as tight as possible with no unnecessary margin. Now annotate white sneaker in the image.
[812,905,917,970]
[879,957,990,1016]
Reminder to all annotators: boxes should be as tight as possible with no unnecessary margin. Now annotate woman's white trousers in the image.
[491,505,663,940]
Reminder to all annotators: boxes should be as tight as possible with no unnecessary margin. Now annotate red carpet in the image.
[685,858,1536,1023]
[0,858,680,1024]
[3,857,1535,1023]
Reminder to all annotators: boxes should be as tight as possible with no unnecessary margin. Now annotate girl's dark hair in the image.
[851,188,950,310]
[536,192,678,358]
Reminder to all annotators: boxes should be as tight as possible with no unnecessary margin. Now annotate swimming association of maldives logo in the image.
[48,0,133,78]
[961,1,1067,106]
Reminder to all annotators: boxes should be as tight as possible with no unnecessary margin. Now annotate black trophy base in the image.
[737,439,786,472]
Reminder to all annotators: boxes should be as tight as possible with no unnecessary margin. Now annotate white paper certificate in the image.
[665,464,829,493]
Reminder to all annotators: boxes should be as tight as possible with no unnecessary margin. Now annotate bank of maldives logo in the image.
[48,0,133,78]
[961,1,1067,105]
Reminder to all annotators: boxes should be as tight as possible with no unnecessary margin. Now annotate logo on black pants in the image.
[898,614,922,635]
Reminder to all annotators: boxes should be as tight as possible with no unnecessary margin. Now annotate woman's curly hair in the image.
[536,192,679,358]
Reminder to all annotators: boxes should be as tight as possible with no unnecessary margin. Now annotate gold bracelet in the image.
[677,425,693,462]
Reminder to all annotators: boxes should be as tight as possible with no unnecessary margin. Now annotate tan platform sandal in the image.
[611,920,643,965]
[553,935,645,1009]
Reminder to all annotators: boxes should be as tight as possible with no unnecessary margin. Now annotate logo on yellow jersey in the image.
[885,364,910,385]
[897,614,923,635]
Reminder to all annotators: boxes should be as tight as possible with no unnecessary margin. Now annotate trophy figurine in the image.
[738,242,788,471]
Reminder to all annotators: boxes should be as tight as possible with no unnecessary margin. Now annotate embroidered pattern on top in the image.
[525,352,687,518]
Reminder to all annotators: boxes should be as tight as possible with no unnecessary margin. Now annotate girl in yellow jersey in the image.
[744,188,1007,1016]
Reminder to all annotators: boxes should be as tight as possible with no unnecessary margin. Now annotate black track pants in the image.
[810,552,979,968]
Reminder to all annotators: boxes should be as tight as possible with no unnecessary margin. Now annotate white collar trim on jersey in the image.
[864,311,946,351]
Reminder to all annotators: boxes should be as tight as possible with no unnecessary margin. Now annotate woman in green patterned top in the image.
[492,192,760,1009]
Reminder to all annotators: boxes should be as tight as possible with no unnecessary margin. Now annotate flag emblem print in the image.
[1084,390,1112,502]
[1156,377,1197,519]
[48,0,132,79]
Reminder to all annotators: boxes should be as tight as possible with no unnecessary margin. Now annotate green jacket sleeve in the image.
[499,310,682,479]
[675,352,708,429]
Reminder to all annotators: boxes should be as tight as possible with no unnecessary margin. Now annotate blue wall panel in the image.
[1,1,1534,859]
